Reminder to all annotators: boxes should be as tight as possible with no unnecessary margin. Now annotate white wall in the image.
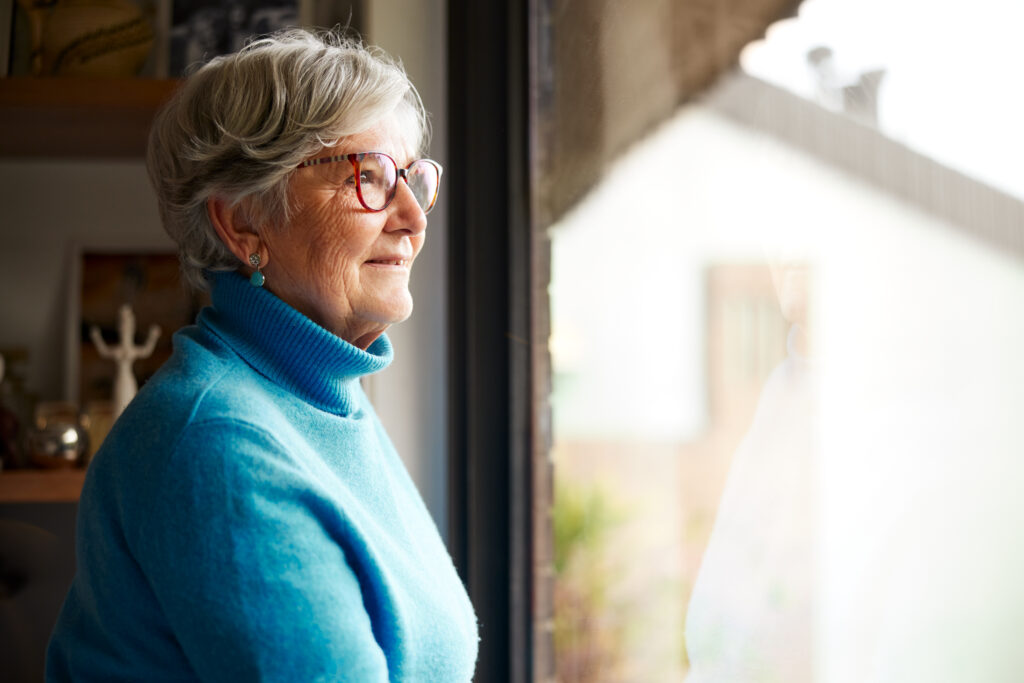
[363,0,448,532]
[551,84,1024,680]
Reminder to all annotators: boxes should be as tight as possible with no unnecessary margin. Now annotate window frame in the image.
[446,1,549,681]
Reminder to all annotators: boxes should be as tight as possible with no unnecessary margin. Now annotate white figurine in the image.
[90,304,161,418]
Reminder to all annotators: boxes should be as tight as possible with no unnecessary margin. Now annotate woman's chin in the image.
[370,292,415,326]
[390,301,415,324]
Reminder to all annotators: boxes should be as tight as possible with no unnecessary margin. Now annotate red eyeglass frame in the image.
[296,151,443,214]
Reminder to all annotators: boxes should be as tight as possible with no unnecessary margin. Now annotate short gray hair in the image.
[146,28,429,291]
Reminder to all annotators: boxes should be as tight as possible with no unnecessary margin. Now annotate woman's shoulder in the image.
[88,328,293,488]
[135,326,286,423]
[82,344,307,548]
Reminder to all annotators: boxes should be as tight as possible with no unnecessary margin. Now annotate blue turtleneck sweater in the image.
[46,271,478,682]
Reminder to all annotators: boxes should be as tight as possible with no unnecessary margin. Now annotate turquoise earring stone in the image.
[250,271,265,287]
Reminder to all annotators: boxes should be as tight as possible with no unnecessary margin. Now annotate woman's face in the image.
[261,118,427,349]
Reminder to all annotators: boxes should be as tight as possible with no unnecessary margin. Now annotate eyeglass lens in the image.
[357,153,439,213]
[405,160,440,213]
[355,153,398,210]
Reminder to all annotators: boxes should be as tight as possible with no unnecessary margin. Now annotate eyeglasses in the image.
[297,151,443,214]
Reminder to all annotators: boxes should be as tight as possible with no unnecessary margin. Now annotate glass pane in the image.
[536,1,1024,681]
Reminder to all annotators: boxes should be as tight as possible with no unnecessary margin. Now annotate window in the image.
[537,1,1024,681]
[447,2,1023,680]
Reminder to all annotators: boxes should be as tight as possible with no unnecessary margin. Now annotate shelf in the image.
[0,469,87,503]
[0,77,180,158]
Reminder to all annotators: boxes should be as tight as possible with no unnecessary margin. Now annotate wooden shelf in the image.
[0,77,179,158]
[0,469,87,503]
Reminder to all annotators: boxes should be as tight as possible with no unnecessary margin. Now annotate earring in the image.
[248,253,265,287]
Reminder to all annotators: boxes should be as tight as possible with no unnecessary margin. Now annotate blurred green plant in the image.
[553,480,621,573]
[553,479,629,682]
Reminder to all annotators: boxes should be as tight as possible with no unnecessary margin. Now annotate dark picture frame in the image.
[169,0,300,76]
[168,0,363,77]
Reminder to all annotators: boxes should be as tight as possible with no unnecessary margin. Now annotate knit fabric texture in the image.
[46,271,478,682]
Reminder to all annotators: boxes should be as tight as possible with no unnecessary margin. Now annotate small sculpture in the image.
[90,304,160,419]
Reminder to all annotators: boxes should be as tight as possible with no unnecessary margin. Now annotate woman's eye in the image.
[321,165,354,186]
[360,171,381,186]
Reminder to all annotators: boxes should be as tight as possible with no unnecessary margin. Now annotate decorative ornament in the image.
[89,304,161,419]
[248,252,265,287]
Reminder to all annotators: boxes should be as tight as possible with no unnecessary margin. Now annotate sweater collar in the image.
[198,270,392,415]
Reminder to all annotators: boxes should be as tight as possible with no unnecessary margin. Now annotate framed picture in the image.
[7,0,161,77]
[167,0,363,77]
[2,0,362,77]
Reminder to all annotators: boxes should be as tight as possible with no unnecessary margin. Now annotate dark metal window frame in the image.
[447,1,540,681]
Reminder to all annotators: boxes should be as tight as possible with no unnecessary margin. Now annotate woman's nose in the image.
[385,179,428,235]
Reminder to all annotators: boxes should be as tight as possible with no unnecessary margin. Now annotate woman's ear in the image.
[207,196,265,266]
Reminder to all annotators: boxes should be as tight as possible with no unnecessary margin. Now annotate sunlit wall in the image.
[550,89,1024,681]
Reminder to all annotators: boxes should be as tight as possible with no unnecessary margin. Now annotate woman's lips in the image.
[365,258,409,267]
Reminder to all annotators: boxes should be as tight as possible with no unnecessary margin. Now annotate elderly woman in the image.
[46,29,478,682]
